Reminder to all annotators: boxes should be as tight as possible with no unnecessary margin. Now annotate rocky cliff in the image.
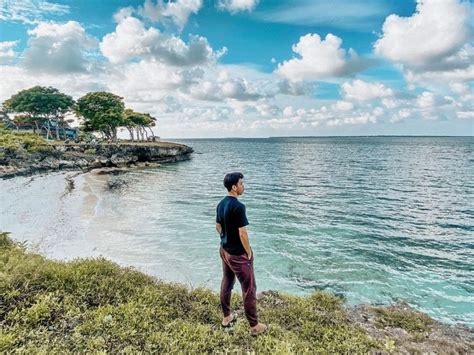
[0,142,193,178]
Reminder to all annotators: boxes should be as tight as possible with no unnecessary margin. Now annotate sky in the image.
[0,0,473,138]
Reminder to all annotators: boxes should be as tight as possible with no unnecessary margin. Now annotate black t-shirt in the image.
[216,196,249,255]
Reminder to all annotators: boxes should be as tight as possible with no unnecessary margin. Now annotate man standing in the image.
[216,172,268,336]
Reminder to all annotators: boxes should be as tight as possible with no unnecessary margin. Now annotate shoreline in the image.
[1,232,472,353]
[0,141,194,179]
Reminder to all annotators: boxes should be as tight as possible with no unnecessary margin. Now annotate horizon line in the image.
[163,135,474,140]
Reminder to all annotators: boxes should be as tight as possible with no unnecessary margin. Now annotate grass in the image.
[0,232,382,353]
[372,306,433,333]
[0,125,51,153]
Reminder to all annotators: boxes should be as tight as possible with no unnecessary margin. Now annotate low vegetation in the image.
[0,124,51,153]
[4,232,468,353]
[0,232,380,353]
[373,306,433,333]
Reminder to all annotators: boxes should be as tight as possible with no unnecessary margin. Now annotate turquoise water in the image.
[1,137,473,326]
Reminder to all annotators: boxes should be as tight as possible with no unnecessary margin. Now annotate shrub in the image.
[0,125,49,152]
[373,306,433,333]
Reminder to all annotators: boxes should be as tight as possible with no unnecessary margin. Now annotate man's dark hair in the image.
[224,172,244,192]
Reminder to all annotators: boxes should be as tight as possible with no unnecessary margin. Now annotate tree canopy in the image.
[3,86,74,136]
[123,109,157,141]
[2,87,159,142]
[75,92,125,142]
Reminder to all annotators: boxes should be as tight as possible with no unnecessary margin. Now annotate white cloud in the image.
[138,0,202,29]
[106,61,205,103]
[0,65,107,104]
[278,80,312,96]
[374,0,470,67]
[416,91,436,109]
[332,100,354,111]
[327,112,377,126]
[275,33,369,81]
[404,45,474,87]
[187,76,266,102]
[100,15,225,66]
[457,111,474,119]
[218,0,259,13]
[449,82,469,94]
[374,0,473,93]
[22,21,98,73]
[0,41,17,60]
[222,78,264,101]
[390,108,412,123]
[256,0,391,30]
[342,79,393,101]
[381,98,399,109]
[416,91,452,110]
[0,0,69,24]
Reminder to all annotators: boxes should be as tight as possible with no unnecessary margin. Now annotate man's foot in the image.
[221,313,237,327]
[250,323,268,336]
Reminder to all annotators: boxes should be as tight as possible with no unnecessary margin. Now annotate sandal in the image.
[221,313,238,329]
[250,324,268,337]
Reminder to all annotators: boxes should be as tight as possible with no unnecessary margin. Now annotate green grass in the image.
[372,306,433,333]
[1,232,382,353]
[0,125,50,152]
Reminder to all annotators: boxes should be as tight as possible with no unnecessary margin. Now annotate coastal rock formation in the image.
[0,142,193,178]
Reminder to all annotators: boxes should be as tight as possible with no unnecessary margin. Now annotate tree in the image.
[3,86,74,138]
[123,109,157,142]
[75,92,125,143]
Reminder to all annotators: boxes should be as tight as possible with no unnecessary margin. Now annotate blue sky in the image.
[0,0,473,137]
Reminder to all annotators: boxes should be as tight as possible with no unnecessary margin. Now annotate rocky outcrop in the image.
[0,142,193,179]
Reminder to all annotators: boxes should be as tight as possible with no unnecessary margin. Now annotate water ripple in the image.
[1,137,473,326]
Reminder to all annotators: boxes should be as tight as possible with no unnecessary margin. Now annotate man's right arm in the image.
[239,226,252,260]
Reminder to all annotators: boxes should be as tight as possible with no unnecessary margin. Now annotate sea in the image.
[1,136,473,326]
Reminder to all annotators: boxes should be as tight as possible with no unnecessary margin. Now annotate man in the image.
[216,172,268,336]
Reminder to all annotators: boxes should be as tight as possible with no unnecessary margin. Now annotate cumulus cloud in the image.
[341,79,393,101]
[138,0,202,29]
[327,112,377,126]
[416,91,450,109]
[403,44,474,87]
[22,21,98,74]
[218,0,259,13]
[275,33,370,82]
[100,15,226,66]
[106,60,207,105]
[374,0,473,93]
[374,0,470,67]
[0,0,69,24]
[390,108,412,123]
[0,65,107,103]
[278,80,312,96]
[0,41,17,61]
[221,78,264,101]
[186,76,266,101]
[332,100,354,111]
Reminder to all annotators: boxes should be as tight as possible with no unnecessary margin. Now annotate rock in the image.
[1,142,193,178]
[58,160,74,169]
[89,160,103,169]
[110,154,130,167]
[76,159,90,168]
[0,165,16,174]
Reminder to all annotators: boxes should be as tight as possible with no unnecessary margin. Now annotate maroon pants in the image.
[219,247,258,327]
